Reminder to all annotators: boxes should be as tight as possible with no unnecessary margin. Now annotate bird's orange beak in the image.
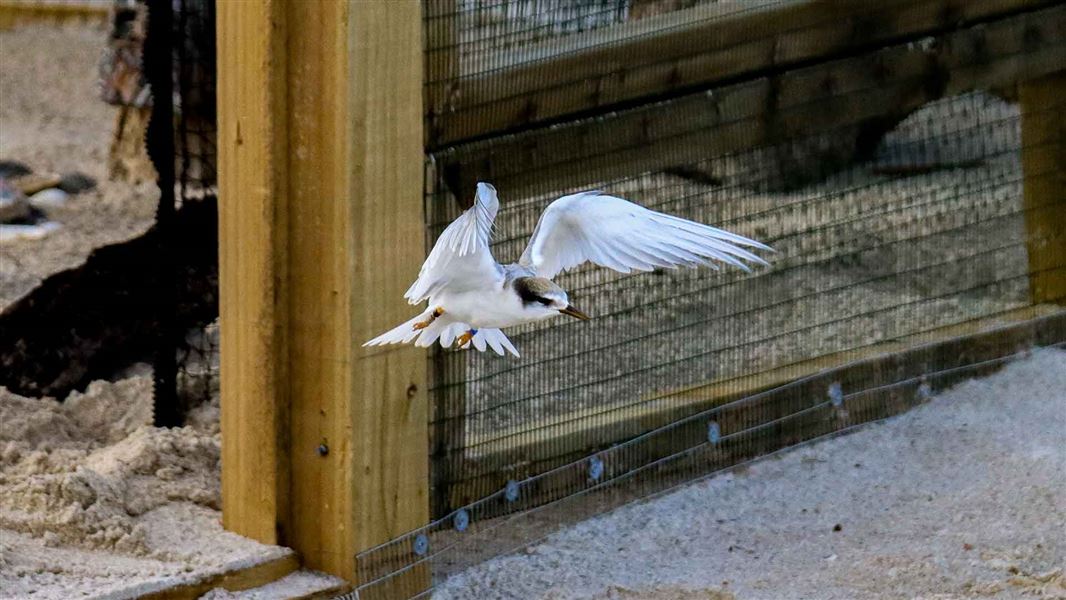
[559,305,591,320]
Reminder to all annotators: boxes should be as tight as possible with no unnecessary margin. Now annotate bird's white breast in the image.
[432,284,546,329]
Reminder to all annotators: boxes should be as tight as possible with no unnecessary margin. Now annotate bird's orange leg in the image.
[412,307,444,331]
[453,329,477,349]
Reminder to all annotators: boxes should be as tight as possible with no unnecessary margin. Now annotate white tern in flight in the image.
[364,183,771,357]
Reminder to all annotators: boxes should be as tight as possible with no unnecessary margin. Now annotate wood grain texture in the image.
[219,0,428,587]
[139,554,299,600]
[346,1,430,593]
[217,0,290,547]
[429,0,1058,146]
[1020,71,1066,305]
[442,3,1066,201]
[281,0,354,577]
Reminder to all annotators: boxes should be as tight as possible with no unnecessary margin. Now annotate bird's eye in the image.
[537,297,553,306]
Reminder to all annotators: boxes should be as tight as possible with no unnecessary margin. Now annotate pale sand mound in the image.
[0,376,219,554]
[0,378,288,599]
[435,348,1066,600]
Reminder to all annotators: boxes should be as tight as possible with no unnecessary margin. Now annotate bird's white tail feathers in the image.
[363,309,519,357]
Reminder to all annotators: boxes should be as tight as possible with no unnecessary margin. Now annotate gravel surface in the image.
[435,348,1066,600]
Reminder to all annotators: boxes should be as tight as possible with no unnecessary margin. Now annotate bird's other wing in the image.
[518,191,772,280]
[405,182,503,304]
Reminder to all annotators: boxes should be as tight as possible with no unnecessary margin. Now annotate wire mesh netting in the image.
[345,1,1065,595]
[141,0,220,422]
[424,0,757,146]
[4,1,1057,597]
[0,0,218,421]
[425,0,716,72]
[428,91,1033,502]
[421,0,1058,150]
[172,0,217,201]
[168,0,219,407]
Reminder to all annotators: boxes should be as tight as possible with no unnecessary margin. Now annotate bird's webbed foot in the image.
[453,328,477,350]
[412,307,444,331]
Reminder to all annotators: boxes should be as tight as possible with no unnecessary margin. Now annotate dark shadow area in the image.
[0,198,218,400]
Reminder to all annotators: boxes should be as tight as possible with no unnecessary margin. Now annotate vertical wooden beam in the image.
[346,3,429,592]
[1020,71,1066,305]
[217,0,290,547]
[218,0,428,587]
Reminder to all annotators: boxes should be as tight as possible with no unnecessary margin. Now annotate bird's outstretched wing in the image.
[519,191,771,280]
[405,182,503,304]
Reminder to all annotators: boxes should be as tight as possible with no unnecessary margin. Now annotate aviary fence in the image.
[213,1,1065,599]
[0,0,219,427]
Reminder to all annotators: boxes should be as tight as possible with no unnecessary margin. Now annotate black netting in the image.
[141,0,219,424]
[170,0,218,409]
[173,0,217,201]
[347,2,1065,596]
[426,90,1034,512]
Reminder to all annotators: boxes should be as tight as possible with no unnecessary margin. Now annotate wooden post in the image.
[217,0,428,587]
[1020,71,1066,305]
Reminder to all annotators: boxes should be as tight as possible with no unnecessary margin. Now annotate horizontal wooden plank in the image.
[0,0,108,30]
[429,0,1059,146]
[445,304,1066,510]
[440,3,1066,202]
[140,554,300,600]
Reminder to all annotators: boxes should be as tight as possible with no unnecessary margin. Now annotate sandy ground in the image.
[0,24,304,597]
[0,372,346,599]
[0,24,158,308]
[0,21,341,599]
[434,348,1066,600]
[0,375,292,599]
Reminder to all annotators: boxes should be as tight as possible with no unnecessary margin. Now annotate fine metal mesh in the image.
[428,90,1032,505]
[355,95,1065,596]
[425,0,718,73]
[424,0,741,146]
[420,0,1047,149]
[349,1,1065,594]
